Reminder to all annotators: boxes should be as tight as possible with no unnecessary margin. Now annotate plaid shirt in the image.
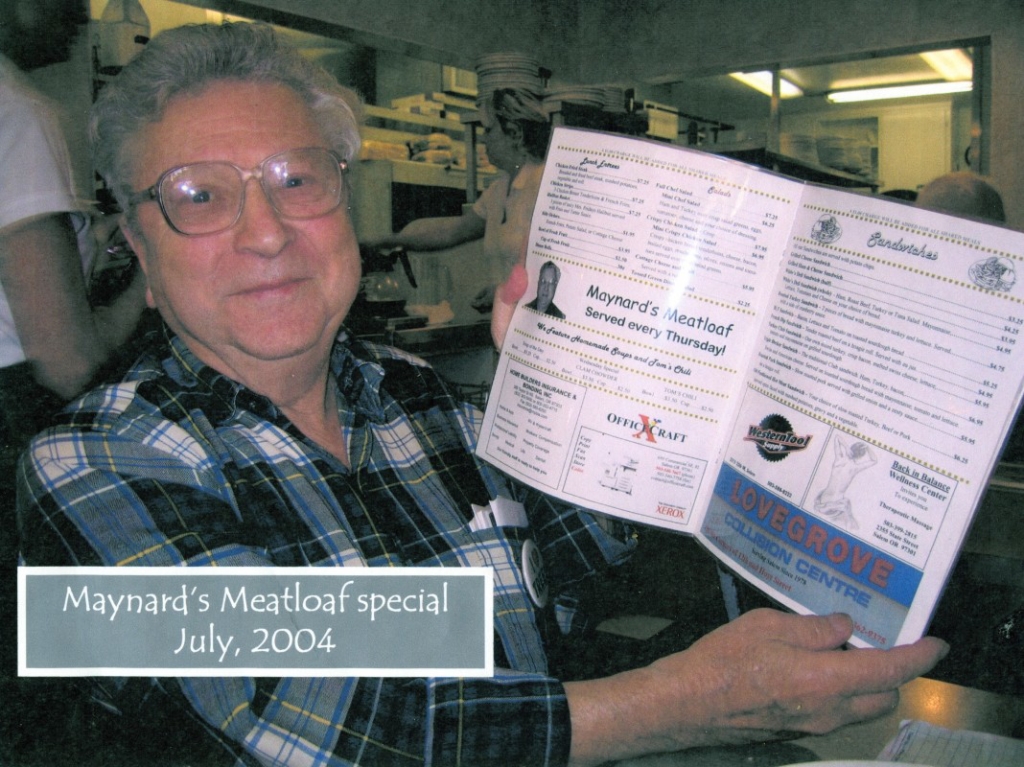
[17,326,634,766]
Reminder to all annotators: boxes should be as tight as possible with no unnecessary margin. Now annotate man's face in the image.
[536,266,558,312]
[124,81,360,380]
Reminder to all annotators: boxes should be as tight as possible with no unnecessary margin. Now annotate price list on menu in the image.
[535,142,800,301]
[742,181,1024,478]
[478,131,809,521]
[511,133,803,424]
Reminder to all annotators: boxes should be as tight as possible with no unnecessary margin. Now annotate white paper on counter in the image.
[879,719,1024,766]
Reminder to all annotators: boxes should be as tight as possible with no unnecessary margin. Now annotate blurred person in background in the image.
[369,87,551,310]
[1,0,146,761]
[0,0,147,432]
[915,170,1006,223]
[916,171,1024,655]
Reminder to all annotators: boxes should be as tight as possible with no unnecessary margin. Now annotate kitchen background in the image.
[23,1,1018,225]
[24,1,1020,227]
[28,0,1014,367]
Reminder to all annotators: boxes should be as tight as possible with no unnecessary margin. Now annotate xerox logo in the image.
[606,413,687,445]
[744,414,812,463]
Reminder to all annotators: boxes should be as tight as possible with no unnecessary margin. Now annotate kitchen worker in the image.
[17,22,947,767]
[0,0,147,413]
[368,86,550,308]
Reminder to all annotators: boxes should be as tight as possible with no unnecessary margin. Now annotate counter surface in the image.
[612,677,1023,766]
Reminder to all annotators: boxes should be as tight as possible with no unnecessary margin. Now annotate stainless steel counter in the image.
[355,318,494,358]
[356,318,498,409]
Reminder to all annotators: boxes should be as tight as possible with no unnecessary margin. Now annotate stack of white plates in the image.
[779,133,818,164]
[600,85,627,113]
[816,136,872,174]
[475,52,545,106]
[543,85,605,109]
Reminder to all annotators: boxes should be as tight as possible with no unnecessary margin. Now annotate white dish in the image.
[781,762,932,767]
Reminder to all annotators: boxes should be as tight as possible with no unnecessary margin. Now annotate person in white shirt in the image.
[0,0,146,414]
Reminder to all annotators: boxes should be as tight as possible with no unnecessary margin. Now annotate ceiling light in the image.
[830,72,934,91]
[920,48,973,81]
[729,71,803,98]
[827,80,972,103]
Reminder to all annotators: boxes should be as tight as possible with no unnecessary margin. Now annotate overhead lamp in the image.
[827,80,972,103]
[920,48,973,81]
[729,71,804,98]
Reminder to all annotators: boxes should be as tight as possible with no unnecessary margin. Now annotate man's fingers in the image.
[844,688,901,726]
[735,609,855,651]
[828,637,950,694]
[736,610,949,702]
[783,688,900,736]
[739,611,949,689]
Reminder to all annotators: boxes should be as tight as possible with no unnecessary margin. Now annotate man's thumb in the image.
[491,264,528,348]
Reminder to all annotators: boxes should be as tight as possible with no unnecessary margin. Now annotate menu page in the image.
[699,184,1024,647]
[476,127,803,531]
[478,126,1024,647]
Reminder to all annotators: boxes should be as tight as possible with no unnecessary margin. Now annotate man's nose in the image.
[233,177,289,255]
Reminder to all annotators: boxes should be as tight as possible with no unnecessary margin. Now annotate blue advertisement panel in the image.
[702,464,923,648]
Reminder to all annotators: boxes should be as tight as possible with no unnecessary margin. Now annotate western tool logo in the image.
[744,414,811,462]
[606,413,687,445]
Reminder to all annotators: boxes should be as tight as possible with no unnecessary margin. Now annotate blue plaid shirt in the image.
[17,326,635,766]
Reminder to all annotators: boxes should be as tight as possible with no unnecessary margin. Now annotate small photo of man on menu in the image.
[526,260,566,318]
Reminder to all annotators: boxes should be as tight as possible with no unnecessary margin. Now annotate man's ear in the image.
[119,218,146,271]
[504,120,524,148]
[119,218,156,308]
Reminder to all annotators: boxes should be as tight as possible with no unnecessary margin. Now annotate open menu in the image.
[476,126,1024,649]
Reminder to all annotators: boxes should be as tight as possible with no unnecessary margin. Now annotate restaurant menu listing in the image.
[476,126,1024,649]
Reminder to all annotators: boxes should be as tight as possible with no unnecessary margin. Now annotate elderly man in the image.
[16,22,946,767]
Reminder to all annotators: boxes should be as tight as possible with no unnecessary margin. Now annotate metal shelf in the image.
[363,104,471,135]
[704,139,880,191]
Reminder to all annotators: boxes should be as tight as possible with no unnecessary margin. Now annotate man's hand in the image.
[564,609,949,766]
[491,263,529,349]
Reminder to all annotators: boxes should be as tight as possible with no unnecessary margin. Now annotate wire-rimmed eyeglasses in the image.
[127,147,348,236]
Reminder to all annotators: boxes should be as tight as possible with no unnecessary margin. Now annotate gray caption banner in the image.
[19,567,492,677]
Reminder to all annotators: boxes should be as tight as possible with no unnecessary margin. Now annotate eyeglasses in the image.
[128,147,348,236]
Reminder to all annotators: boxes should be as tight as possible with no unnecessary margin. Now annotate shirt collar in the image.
[158,324,390,427]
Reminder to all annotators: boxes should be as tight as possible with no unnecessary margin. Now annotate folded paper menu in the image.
[477,126,1024,648]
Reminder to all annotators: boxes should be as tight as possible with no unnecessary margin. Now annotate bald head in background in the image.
[916,171,1006,223]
